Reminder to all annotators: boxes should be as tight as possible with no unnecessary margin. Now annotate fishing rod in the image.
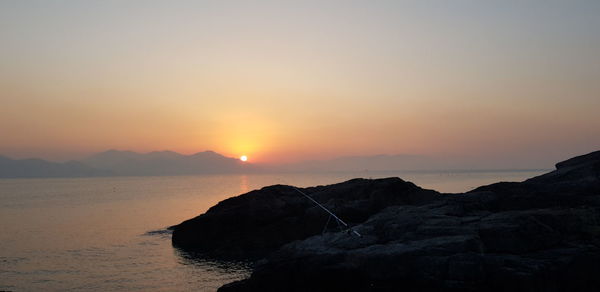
[291,186,362,238]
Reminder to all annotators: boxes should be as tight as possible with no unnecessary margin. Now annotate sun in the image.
[240,155,248,162]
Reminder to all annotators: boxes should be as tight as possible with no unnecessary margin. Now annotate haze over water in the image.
[1,1,599,291]
[1,170,544,291]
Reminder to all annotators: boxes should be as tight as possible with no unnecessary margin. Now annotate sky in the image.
[1,0,599,167]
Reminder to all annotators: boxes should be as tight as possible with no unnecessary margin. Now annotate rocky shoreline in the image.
[172,151,600,291]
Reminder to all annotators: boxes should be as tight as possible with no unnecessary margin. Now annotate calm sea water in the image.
[0,170,545,291]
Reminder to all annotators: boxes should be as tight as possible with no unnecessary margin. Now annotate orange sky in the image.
[1,1,599,167]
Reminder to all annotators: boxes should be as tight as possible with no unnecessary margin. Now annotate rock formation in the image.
[171,151,600,291]
[172,177,439,259]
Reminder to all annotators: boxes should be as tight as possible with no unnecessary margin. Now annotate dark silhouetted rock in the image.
[173,150,600,292]
[171,178,439,259]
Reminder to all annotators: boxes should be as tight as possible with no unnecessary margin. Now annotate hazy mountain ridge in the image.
[275,154,438,172]
[0,150,250,178]
[0,155,112,178]
[0,150,547,178]
[81,150,249,176]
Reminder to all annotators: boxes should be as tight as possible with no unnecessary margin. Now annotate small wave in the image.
[0,256,28,266]
[142,228,172,238]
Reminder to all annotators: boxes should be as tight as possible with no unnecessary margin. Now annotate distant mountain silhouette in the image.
[82,150,250,176]
[0,155,112,178]
[276,154,444,172]
[0,150,540,178]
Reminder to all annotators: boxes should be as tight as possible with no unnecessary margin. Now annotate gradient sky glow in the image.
[1,0,599,167]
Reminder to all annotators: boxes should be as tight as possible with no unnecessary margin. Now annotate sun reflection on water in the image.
[239,175,249,194]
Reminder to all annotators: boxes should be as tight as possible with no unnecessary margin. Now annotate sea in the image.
[0,170,546,291]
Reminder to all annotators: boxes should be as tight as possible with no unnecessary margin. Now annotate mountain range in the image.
[0,150,544,178]
[0,150,250,178]
[274,154,439,172]
[82,150,249,176]
[0,155,112,178]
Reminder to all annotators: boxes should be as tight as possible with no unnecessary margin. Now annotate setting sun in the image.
[2,1,600,291]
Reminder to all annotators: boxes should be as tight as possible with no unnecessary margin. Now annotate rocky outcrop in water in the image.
[172,151,600,292]
[171,177,439,259]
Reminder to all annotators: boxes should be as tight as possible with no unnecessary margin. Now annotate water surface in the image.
[0,170,546,291]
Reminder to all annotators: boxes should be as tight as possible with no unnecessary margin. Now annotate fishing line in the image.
[275,175,362,238]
